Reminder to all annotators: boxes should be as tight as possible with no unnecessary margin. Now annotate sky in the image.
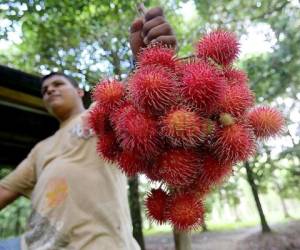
[177,0,276,58]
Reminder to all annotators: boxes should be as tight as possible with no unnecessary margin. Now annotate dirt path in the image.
[145,220,300,250]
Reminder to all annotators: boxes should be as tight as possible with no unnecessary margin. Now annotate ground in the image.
[145,220,300,250]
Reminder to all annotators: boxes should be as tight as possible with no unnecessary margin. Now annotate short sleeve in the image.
[0,146,37,197]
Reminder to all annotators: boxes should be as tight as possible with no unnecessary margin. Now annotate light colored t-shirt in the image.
[0,111,140,250]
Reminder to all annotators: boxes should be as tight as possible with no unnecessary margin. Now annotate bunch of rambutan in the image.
[88,30,284,231]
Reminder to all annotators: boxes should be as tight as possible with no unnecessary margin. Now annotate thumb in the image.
[130,18,144,59]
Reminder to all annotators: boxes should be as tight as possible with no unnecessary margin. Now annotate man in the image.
[0,7,176,250]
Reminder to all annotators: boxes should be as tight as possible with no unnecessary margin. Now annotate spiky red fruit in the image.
[88,105,112,135]
[92,79,125,111]
[96,131,120,162]
[218,83,254,117]
[118,150,148,177]
[224,68,248,85]
[158,149,200,187]
[145,188,169,224]
[128,65,178,114]
[114,104,161,157]
[181,61,226,114]
[143,163,162,182]
[247,106,284,139]
[167,192,204,230]
[199,153,232,186]
[212,123,256,164]
[138,44,176,71]
[197,30,239,66]
[161,108,205,147]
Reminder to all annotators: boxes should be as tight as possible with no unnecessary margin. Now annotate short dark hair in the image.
[41,72,79,88]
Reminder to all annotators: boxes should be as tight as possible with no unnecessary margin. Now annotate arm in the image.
[0,185,20,210]
[0,145,37,210]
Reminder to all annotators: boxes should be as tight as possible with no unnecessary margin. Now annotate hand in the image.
[130,7,177,59]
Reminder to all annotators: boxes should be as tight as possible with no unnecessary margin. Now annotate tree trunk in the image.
[244,161,271,233]
[173,230,192,250]
[202,220,208,232]
[15,205,21,234]
[233,204,241,222]
[128,176,145,250]
[275,183,291,218]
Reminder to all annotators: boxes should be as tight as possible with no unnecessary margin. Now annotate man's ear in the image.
[77,88,84,98]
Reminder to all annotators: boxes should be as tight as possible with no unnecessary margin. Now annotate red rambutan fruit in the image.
[161,108,205,147]
[247,106,284,139]
[211,123,256,164]
[157,149,201,187]
[96,131,120,162]
[197,30,239,66]
[198,153,232,187]
[114,104,161,157]
[128,65,178,114]
[88,104,112,135]
[118,150,148,177]
[145,188,169,224]
[201,118,216,139]
[92,79,125,111]
[218,83,255,117]
[224,68,248,85]
[143,163,163,182]
[137,44,176,71]
[181,61,226,114]
[167,192,204,230]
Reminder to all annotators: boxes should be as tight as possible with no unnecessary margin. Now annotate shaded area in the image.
[0,65,58,167]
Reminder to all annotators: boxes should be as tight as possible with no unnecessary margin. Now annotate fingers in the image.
[151,35,177,48]
[129,18,144,59]
[144,7,164,21]
[144,23,173,44]
[130,18,143,33]
[143,16,165,37]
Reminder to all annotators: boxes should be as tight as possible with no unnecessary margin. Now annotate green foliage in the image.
[0,168,31,238]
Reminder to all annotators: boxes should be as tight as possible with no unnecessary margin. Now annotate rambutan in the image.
[198,153,232,187]
[161,108,204,147]
[118,150,148,177]
[145,188,169,224]
[200,118,216,139]
[181,61,226,114]
[211,123,256,164]
[144,163,162,182]
[114,104,161,157]
[88,104,112,135]
[96,131,120,162]
[137,44,176,71]
[167,192,204,230]
[197,30,239,66]
[247,106,284,139]
[92,79,125,111]
[218,83,254,117]
[224,68,248,85]
[128,65,178,114]
[157,149,201,187]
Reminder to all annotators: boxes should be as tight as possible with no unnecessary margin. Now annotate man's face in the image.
[41,75,83,117]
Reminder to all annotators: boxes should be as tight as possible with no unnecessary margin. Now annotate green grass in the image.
[202,220,259,232]
[143,225,172,236]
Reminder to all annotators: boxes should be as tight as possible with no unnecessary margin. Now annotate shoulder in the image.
[30,134,55,155]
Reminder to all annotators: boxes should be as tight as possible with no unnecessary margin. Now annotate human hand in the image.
[130,7,177,60]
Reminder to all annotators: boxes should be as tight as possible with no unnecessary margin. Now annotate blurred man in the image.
[0,7,176,250]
